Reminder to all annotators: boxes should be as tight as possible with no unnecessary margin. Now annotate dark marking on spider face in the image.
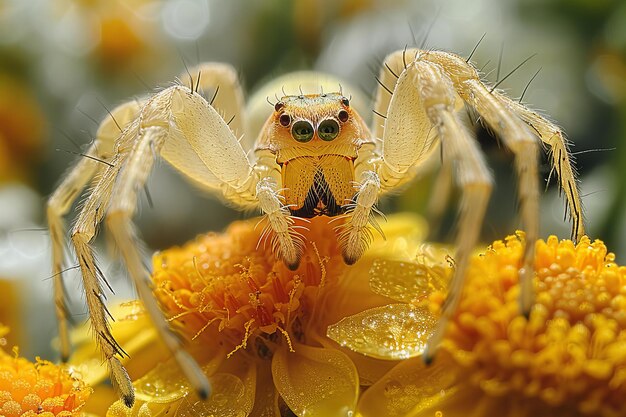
[289,169,345,218]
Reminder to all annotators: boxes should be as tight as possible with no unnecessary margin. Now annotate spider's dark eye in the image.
[275,102,284,112]
[338,110,349,123]
[341,97,350,106]
[318,119,339,141]
[292,120,314,142]
[279,113,291,127]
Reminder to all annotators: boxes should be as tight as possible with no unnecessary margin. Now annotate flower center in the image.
[432,234,626,415]
[152,217,348,357]
[0,348,90,417]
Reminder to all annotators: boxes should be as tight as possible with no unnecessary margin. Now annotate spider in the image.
[47,48,584,407]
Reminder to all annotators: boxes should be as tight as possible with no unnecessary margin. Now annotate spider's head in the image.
[261,93,368,163]
[257,93,371,218]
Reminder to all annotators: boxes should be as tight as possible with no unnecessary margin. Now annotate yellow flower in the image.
[49,0,167,74]
[356,233,626,417]
[84,214,428,417]
[0,280,26,351]
[0,73,46,184]
[0,336,91,417]
[68,302,170,415]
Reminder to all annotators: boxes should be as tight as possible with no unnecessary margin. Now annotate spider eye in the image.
[292,120,314,142]
[338,110,349,123]
[318,119,339,141]
[275,102,284,112]
[341,97,350,106]
[279,113,291,127]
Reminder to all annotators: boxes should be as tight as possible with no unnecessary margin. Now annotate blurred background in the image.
[0,0,624,360]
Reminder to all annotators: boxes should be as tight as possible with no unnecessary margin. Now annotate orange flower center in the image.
[152,217,348,356]
[433,234,626,416]
[0,349,90,417]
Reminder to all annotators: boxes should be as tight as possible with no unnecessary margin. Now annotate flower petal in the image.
[272,344,358,417]
[106,399,132,416]
[335,346,399,387]
[357,355,457,417]
[369,249,449,303]
[215,354,257,416]
[327,304,437,359]
[108,366,254,417]
[369,213,429,246]
[107,398,179,417]
[70,302,168,387]
[249,363,280,417]
[318,214,435,328]
[132,350,225,404]
[175,373,250,417]
[133,359,190,404]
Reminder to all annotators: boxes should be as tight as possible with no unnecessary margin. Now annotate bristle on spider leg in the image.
[466,32,487,63]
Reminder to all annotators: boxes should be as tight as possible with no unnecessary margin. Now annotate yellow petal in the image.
[70,301,166,387]
[133,352,225,404]
[334,346,399,387]
[82,384,118,416]
[271,344,358,417]
[215,354,257,416]
[369,249,449,303]
[107,398,179,417]
[327,304,437,360]
[249,362,280,417]
[175,373,250,417]
[357,355,457,417]
[369,213,428,246]
[108,357,252,417]
[107,399,132,417]
[133,360,190,404]
[139,401,179,417]
[318,219,436,330]
[72,327,161,387]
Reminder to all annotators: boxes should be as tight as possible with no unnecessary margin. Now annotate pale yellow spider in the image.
[47,48,584,406]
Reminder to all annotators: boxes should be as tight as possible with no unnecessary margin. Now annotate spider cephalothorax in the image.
[47,50,585,407]
[257,93,370,218]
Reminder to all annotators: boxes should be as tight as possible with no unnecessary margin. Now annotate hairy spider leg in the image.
[47,101,141,362]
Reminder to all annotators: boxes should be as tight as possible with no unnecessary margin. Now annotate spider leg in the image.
[70,129,135,406]
[502,97,585,242]
[336,49,440,264]
[180,66,304,268]
[256,176,304,269]
[251,146,304,269]
[374,50,493,361]
[104,125,214,403]
[47,101,141,362]
[409,59,493,363]
[425,50,540,316]
[426,159,454,237]
[106,82,262,404]
[336,170,381,264]
[375,51,441,191]
[184,62,246,140]
[67,76,257,406]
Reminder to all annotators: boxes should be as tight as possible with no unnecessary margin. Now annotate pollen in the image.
[0,348,91,417]
[152,216,346,354]
[432,234,626,416]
